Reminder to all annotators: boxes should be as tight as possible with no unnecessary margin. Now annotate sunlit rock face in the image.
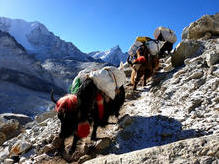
[182,13,219,40]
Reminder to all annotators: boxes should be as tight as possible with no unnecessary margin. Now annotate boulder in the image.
[94,138,112,151]
[0,113,32,125]
[182,13,219,40]
[0,117,20,145]
[204,50,219,67]
[0,113,32,145]
[118,114,133,128]
[171,40,203,67]
[10,140,32,156]
[35,110,56,123]
[0,146,10,162]
[84,135,219,164]
[4,158,14,164]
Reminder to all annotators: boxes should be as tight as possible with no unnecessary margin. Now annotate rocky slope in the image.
[0,14,218,164]
[88,45,128,66]
[0,30,65,116]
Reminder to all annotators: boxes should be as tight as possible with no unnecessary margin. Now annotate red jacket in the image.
[133,56,146,64]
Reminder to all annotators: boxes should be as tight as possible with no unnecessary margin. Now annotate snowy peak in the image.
[88,45,128,66]
[109,45,121,52]
[0,17,42,50]
[0,17,91,62]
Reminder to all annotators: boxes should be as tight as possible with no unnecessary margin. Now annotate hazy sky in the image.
[0,0,218,53]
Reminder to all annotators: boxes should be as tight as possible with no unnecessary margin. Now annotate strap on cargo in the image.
[104,68,119,93]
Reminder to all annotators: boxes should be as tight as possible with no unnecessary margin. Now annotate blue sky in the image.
[0,0,218,53]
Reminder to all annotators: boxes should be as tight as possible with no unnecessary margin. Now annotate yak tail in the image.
[50,89,57,104]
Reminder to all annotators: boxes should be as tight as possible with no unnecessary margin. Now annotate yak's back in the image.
[89,66,126,99]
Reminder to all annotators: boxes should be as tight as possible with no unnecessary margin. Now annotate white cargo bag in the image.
[89,66,126,99]
[72,69,90,88]
[128,41,143,57]
[146,40,165,56]
[154,27,177,44]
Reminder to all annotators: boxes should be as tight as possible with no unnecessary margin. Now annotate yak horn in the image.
[50,89,57,104]
[127,55,132,65]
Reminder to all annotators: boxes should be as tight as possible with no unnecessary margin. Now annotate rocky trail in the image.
[0,13,219,164]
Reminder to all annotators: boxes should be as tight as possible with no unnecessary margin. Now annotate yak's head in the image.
[51,91,90,139]
[51,91,79,138]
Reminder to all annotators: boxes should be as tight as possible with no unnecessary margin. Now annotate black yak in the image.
[51,66,126,154]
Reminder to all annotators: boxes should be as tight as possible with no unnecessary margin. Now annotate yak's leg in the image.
[69,134,79,154]
[53,135,65,156]
[133,72,141,90]
[91,124,98,141]
[143,74,147,86]
[130,69,136,85]
[58,127,66,153]
[58,138,65,152]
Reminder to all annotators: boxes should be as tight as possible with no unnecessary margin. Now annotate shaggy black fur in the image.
[56,78,125,154]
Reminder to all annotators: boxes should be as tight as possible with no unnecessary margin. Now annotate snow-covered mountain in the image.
[88,45,128,66]
[0,17,127,116]
[0,17,92,61]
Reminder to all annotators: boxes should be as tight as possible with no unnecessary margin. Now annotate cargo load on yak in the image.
[70,66,126,100]
[154,26,177,44]
[128,27,177,59]
[128,37,165,58]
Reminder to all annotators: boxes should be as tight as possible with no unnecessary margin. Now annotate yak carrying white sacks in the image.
[154,27,177,44]
[89,66,126,100]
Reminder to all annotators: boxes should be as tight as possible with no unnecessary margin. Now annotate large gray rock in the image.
[0,113,31,146]
[0,117,20,145]
[182,13,219,40]
[84,135,219,164]
[204,50,219,67]
[35,110,56,123]
[0,113,32,125]
[9,140,32,156]
[171,39,203,67]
